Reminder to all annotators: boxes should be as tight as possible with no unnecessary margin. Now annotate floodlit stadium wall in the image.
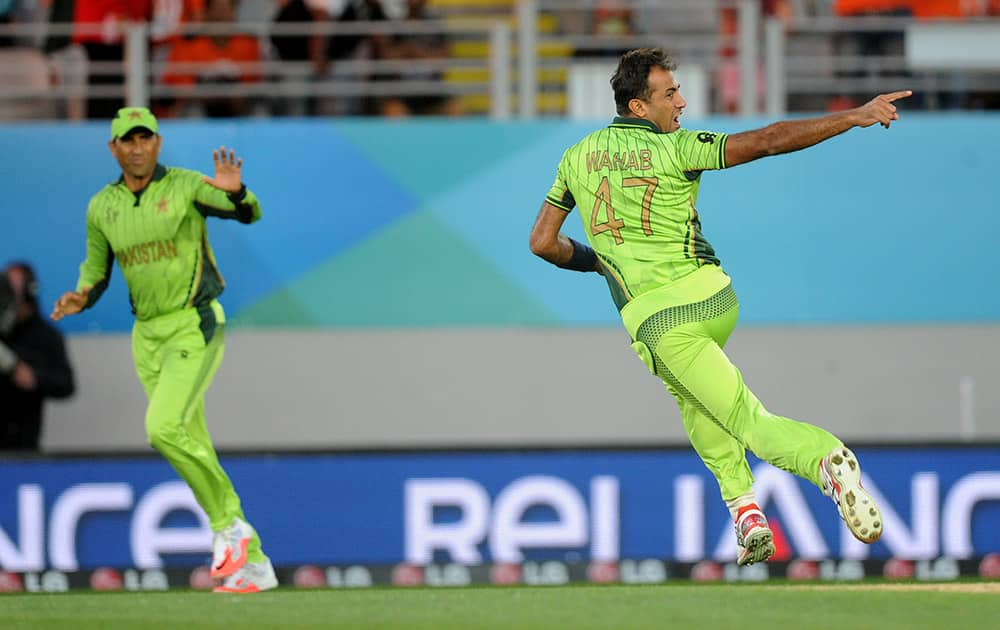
[1,118,998,450]
[1,447,998,585]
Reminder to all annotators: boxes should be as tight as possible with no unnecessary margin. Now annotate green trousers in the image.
[132,300,266,563]
[624,266,841,501]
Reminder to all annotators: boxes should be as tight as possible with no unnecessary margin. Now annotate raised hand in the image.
[202,146,244,193]
[51,287,90,321]
[854,91,913,129]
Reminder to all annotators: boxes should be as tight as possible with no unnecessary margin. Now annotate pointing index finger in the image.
[884,90,913,102]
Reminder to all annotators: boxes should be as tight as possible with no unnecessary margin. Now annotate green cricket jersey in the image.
[76,164,262,320]
[546,117,728,310]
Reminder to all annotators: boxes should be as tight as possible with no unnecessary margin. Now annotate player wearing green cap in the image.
[52,107,276,593]
[530,49,910,566]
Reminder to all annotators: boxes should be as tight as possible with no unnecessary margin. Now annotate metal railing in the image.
[1,0,999,121]
[0,18,516,119]
[766,13,1000,114]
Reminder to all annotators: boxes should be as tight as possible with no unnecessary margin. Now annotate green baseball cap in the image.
[111,107,158,139]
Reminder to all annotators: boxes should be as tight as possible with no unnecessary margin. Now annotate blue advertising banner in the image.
[3,118,999,332]
[1,447,998,572]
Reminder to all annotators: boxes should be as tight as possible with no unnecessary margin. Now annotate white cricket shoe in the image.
[211,517,255,579]
[819,446,883,543]
[735,504,775,566]
[214,559,278,594]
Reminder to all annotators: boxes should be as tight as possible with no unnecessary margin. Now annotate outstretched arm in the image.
[724,90,912,168]
[529,201,602,273]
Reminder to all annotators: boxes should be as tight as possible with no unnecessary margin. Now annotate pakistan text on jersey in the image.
[116,240,179,269]
[586,149,653,174]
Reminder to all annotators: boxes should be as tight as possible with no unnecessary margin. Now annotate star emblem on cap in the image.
[128,110,144,120]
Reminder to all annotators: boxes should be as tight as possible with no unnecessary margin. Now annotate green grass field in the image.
[4,582,999,629]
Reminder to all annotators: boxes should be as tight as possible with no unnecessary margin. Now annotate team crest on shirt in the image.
[696,132,717,144]
[104,206,119,224]
[155,198,170,214]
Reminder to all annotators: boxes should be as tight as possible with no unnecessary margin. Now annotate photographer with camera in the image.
[1,262,75,451]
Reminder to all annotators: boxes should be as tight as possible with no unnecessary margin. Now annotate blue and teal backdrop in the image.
[2,115,997,333]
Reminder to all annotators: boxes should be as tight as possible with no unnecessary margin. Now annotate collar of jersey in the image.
[609,117,664,133]
[117,163,167,186]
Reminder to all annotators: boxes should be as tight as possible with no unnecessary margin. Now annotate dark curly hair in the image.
[611,48,678,116]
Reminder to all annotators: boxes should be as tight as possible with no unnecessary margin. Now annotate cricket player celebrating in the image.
[530,48,909,566]
[52,107,276,593]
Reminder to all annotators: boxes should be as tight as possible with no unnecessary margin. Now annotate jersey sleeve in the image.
[192,173,262,224]
[76,196,115,308]
[544,150,576,212]
[671,128,729,172]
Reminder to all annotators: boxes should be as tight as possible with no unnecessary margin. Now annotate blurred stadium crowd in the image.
[1,1,999,119]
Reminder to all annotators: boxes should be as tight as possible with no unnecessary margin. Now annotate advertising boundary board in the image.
[2,446,998,582]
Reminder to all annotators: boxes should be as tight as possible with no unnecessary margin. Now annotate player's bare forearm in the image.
[532,232,574,267]
[726,113,855,165]
[725,90,912,167]
[531,234,604,275]
[530,203,569,262]
[530,202,602,273]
